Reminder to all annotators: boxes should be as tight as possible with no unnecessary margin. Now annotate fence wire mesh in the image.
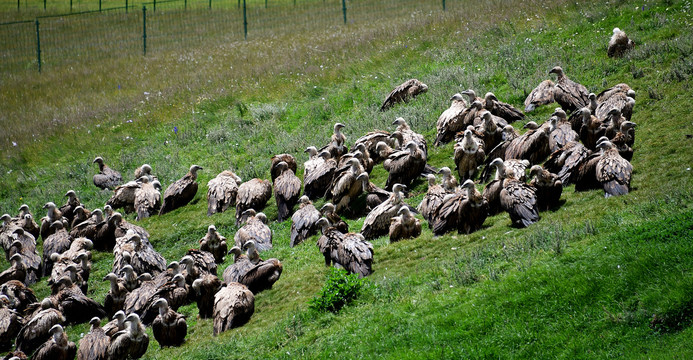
[1,0,459,73]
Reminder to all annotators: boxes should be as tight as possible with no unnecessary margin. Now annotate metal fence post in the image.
[99,0,102,12]
[35,19,41,72]
[142,6,147,56]
[44,0,46,10]
[243,0,247,40]
[265,0,267,8]
[238,0,240,9]
[153,0,156,12]
[341,0,347,24]
[70,0,73,12]
[209,0,212,9]
[184,0,187,10]
[17,0,19,11]
[126,0,129,13]
[442,0,446,11]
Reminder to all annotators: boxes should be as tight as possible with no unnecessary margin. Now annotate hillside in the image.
[1,0,692,359]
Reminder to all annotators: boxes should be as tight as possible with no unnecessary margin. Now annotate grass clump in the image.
[309,268,366,313]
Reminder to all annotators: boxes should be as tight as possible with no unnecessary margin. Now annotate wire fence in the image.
[1,0,458,73]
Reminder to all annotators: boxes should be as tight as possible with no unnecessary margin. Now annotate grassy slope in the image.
[2,0,693,358]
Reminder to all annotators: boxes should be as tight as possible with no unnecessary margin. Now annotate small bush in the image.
[309,268,366,313]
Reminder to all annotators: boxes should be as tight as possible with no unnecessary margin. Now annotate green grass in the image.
[1,0,693,358]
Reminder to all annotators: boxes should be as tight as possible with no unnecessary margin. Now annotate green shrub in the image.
[309,268,366,313]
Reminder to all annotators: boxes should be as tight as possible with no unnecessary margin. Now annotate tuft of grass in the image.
[309,268,366,313]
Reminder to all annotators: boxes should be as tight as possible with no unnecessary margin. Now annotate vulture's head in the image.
[621,121,637,132]
[93,156,104,165]
[125,313,142,327]
[334,123,346,132]
[141,164,152,174]
[173,274,186,287]
[192,278,203,294]
[103,273,118,283]
[596,140,615,150]
[461,89,476,100]
[305,146,318,157]
[320,203,335,214]
[579,108,592,122]
[482,111,493,123]
[65,190,77,199]
[397,206,412,217]
[461,179,476,190]
[49,324,64,337]
[392,117,406,126]
[18,204,30,213]
[426,174,437,186]
[122,264,135,277]
[551,108,567,120]
[0,214,11,224]
[243,240,257,252]
[588,93,596,102]
[228,246,242,256]
[627,89,636,99]
[180,256,194,268]
[49,221,63,231]
[299,195,311,205]
[89,317,101,329]
[405,141,418,152]
[375,141,389,153]
[275,161,290,173]
[189,164,203,175]
[73,206,84,215]
[316,217,330,233]
[470,100,483,110]
[548,66,564,76]
[490,158,505,170]
[112,310,126,324]
[450,93,464,102]
[484,92,498,102]
[318,150,332,159]
[208,224,217,233]
[43,202,57,211]
[92,209,104,221]
[522,121,539,130]
[612,27,621,34]
[10,240,22,251]
[153,298,169,311]
[152,180,162,191]
[9,254,22,265]
[529,165,543,178]
[392,183,406,196]
[167,261,181,274]
[41,298,54,309]
[439,167,452,177]
[256,212,268,224]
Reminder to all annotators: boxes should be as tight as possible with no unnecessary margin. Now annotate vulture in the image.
[607,27,635,58]
[58,190,81,226]
[133,163,155,181]
[567,93,598,132]
[290,196,321,247]
[118,265,143,292]
[384,141,426,191]
[361,184,407,240]
[352,130,393,163]
[40,202,67,240]
[364,181,391,212]
[103,311,127,338]
[222,247,253,286]
[547,109,579,151]
[544,141,591,185]
[432,180,487,235]
[303,149,337,200]
[573,147,604,193]
[320,203,349,234]
[418,174,446,225]
[348,144,374,174]
[200,225,228,264]
[182,250,218,282]
[51,276,106,324]
[595,91,635,122]
[597,83,634,103]
[213,282,255,335]
[9,235,41,285]
[454,129,485,181]
[106,179,141,213]
[31,324,76,360]
[595,141,633,197]
[505,121,551,165]
[611,121,637,161]
[113,230,166,277]
[69,209,103,243]
[235,178,272,226]
[234,211,272,252]
[483,92,525,123]
[0,254,26,285]
[392,117,427,156]
[126,273,188,325]
[0,295,22,352]
[151,299,187,347]
[479,125,520,181]
[93,157,122,190]
[316,218,373,278]
[549,66,590,112]
[439,167,458,193]
[324,122,348,160]
[77,317,110,360]
[159,165,203,215]
[41,222,71,277]
[476,111,504,153]
[236,241,283,294]
[273,161,302,222]
[602,108,628,140]
[107,313,149,360]
[524,79,556,112]
[270,154,298,182]
[49,258,89,295]
[388,207,421,243]
[0,214,18,252]
[0,280,37,313]
[103,273,128,318]
[529,165,563,211]
[206,170,242,216]
[375,141,396,161]
[134,177,161,220]
[329,161,369,213]
[16,298,65,356]
[380,78,428,111]
[434,93,468,147]
[191,274,221,319]
[578,107,605,150]
[500,169,540,228]
[70,206,91,230]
